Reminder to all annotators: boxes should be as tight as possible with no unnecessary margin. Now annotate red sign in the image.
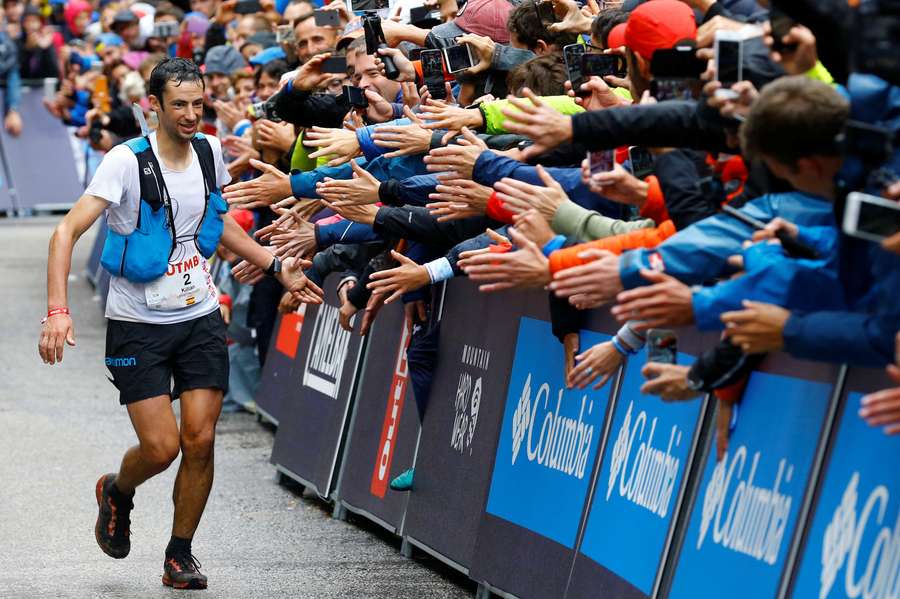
[274,305,306,360]
[369,319,412,498]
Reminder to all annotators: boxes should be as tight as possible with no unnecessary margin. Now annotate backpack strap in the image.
[191,133,218,195]
[123,136,166,212]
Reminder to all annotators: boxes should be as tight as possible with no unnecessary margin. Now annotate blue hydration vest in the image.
[100,134,228,283]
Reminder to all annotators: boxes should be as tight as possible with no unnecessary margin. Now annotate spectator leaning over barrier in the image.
[38,57,322,590]
[0,2,22,136]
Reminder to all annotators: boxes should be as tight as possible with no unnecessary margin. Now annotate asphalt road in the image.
[0,217,473,599]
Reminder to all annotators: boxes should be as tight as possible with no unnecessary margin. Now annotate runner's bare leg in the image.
[172,388,223,538]
[115,395,180,493]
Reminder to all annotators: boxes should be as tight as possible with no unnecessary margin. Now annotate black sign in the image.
[402,280,535,571]
[335,299,420,532]
[268,275,365,497]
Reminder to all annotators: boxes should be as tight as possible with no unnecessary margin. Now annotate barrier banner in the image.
[268,276,364,496]
[254,310,304,425]
[0,86,82,211]
[567,345,706,599]
[788,367,899,599]
[401,280,526,571]
[469,316,615,598]
[335,299,420,532]
[666,361,838,599]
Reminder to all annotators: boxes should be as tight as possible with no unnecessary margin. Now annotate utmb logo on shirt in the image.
[485,318,611,549]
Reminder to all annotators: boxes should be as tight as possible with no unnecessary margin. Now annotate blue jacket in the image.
[783,241,900,367]
[618,191,836,288]
[472,151,626,219]
[289,154,428,199]
[315,220,381,248]
[356,117,411,161]
[691,226,844,330]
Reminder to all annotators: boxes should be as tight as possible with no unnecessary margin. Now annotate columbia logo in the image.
[106,356,137,367]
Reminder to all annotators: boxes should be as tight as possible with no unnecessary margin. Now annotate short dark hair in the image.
[507,0,577,51]
[592,8,629,48]
[740,76,849,167]
[254,59,289,87]
[154,2,185,21]
[507,52,568,96]
[148,57,204,106]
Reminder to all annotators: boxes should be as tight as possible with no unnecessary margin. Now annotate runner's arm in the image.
[41,194,108,364]
[47,194,109,311]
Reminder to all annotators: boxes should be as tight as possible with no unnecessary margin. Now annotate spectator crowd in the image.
[25,0,900,456]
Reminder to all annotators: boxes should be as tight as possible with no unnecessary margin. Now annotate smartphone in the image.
[537,0,557,27]
[581,53,627,79]
[721,204,820,259]
[276,24,295,44]
[409,5,440,26]
[313,9,341,27]
[647,329,678,365]
[650,78,696,102]
[420,49,447,100]
[842,191,900,243]
[320,56,348,73]
[234,0,262,14]
[343,84,369,108]
[349,0,388,14]
[563,43,587,96]
[650,45,706,79]
[628,146,654,179]
[152,21,179,38]
[587,149,614,175]
[407,47,424,62]
[442,44,476,73]
[769,7,797,54]
[714,31,743,93]
[839,120,894,166]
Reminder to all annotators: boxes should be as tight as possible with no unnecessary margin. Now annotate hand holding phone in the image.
[714,31,744,99]
[721,205,819,259]
[842,191,900,243]
[647,329,678,365]
[234,0,262,14]
[442,44,476,73]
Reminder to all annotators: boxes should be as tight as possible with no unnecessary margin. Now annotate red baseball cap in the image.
[454,0,514,45]
[607,22,627,49]
[624,0,696,60]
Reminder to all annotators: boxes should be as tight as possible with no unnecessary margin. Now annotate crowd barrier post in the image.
[400,281,553,575]
[659,356,842,599]
[0,82,83,214]
[563,328,715,599]
[785,366,899,599]
[332,295,421,533]
[266,275,367,498]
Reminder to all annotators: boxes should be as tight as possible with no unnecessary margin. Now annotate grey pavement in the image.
[0,217,474,599]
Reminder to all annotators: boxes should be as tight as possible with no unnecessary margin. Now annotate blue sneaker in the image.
[389,468,415,491]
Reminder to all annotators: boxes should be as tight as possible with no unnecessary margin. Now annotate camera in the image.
[362,12,399,79]
[248,99,281,122]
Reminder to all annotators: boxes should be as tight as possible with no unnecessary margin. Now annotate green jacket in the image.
[551,201,654,242]
[478,90,632,134]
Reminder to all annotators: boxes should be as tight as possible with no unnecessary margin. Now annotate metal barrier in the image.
[0,82,83,214]
[256,276,899,599]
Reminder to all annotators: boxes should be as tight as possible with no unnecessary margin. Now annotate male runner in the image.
[37,58,322,590]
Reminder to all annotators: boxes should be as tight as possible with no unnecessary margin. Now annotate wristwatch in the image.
[265,257,282,277]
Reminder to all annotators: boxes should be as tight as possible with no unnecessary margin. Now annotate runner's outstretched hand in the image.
[39,312,75,365]
[278,257,324,304]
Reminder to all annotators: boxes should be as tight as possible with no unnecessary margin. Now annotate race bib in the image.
[145,249,212,311]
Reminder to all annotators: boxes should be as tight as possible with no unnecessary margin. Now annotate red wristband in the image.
[42,307,69,324]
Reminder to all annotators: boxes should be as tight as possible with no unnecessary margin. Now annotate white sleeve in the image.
[84,145,137,206]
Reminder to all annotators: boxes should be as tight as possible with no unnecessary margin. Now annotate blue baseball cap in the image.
[249,46,286,66]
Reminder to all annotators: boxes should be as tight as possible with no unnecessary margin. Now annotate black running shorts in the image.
[105,309,229,405]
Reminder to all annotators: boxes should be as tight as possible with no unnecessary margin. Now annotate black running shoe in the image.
[162,552,208,590]
[94,473,132,559]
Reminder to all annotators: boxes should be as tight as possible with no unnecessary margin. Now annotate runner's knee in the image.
[142,436,180,470]
[180,427,215,461]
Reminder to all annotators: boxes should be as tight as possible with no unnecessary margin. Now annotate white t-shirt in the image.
[86,132,232,324]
